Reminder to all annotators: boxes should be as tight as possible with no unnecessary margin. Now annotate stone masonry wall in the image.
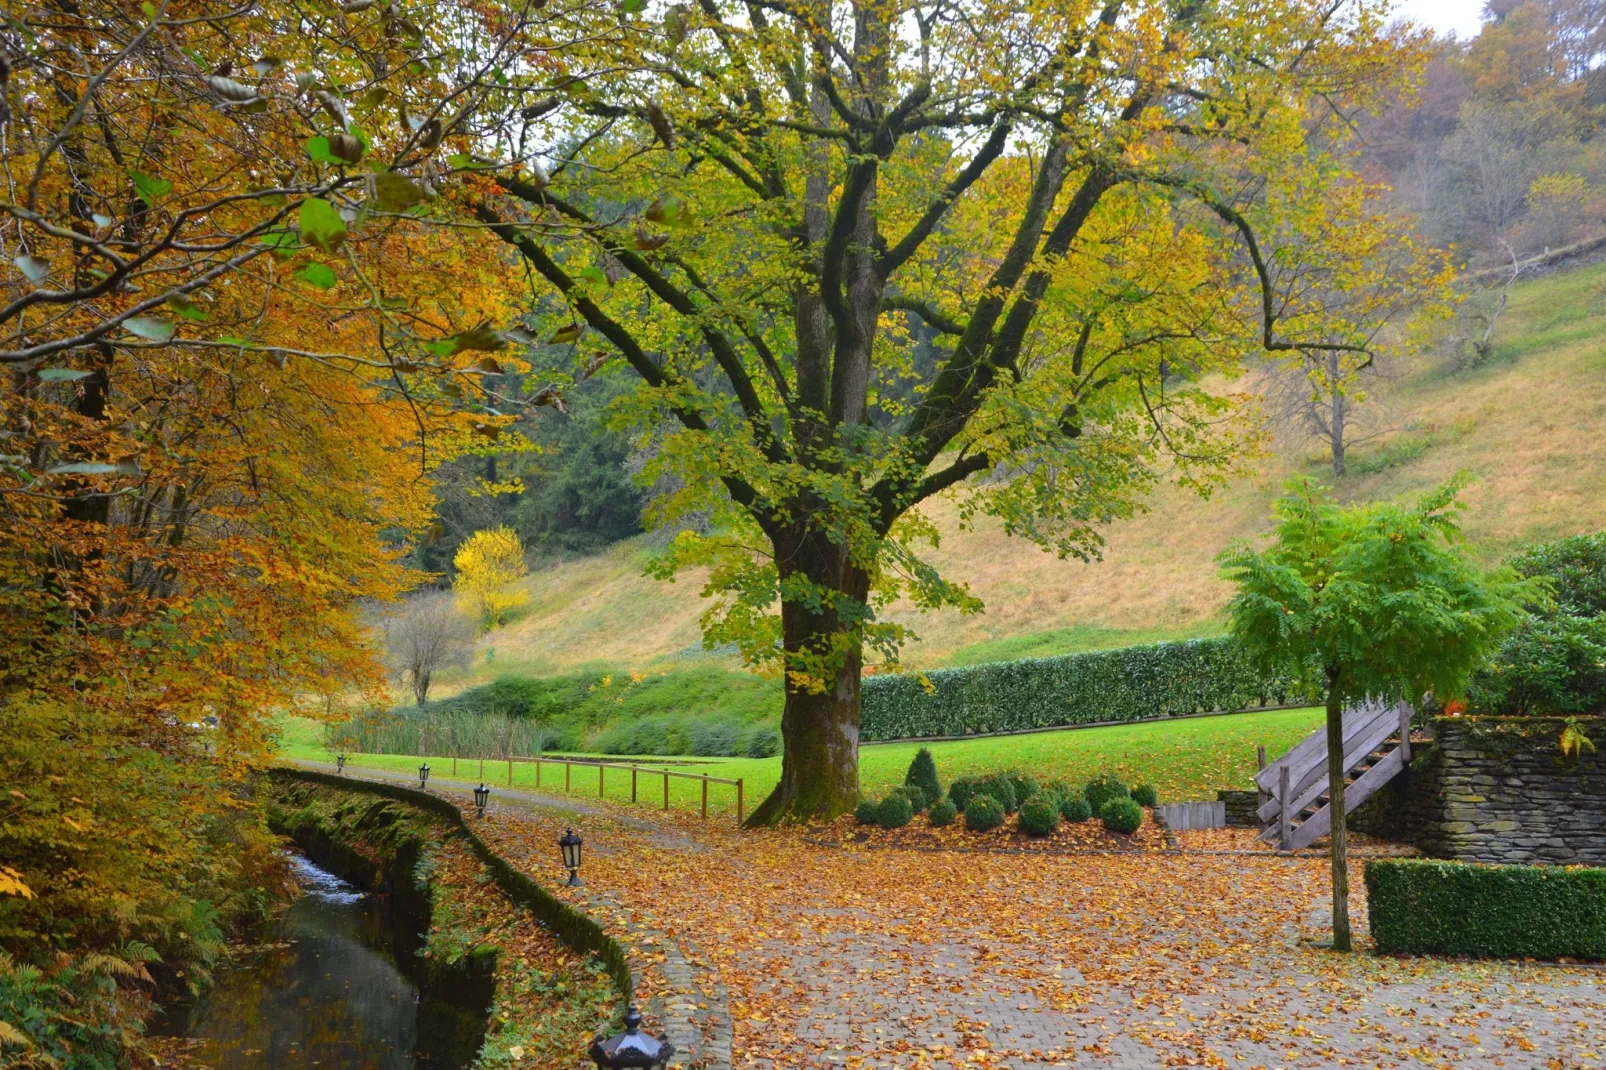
[1353,716,1606,865]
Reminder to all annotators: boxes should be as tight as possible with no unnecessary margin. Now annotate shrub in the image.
[1130,783,1159,807]
[928,796,958,827]
[742,724,781,758]
[905,747,942,802]
[890,783,928,812]
[1004,770,1039,806]
[973,774,1019,814]
[1084,774,1130,814]
[1101,797,1143,834]
[876,793,914,829]
[854,800,879,825]
[690,719,742,756]
[1365,858,1606,959]
[964,794,1006,832]
[948,776,979,813]
[860,636,1314,740]
[1018,794,1061,837]
[1059,794,1092,822]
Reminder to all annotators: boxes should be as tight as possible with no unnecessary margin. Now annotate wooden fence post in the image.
[478,758,484,781]
[631,767,638,803]
[1257,744,1270,811]
[565,761,572,793]
[507,758,512,787]
[1398,701,1413,763]
[736,780,744,827]
[701,779,708,819]
[1278,764,1291,850]
[662,772,669,811]
[536,760,541,788]
[599,765,605,798]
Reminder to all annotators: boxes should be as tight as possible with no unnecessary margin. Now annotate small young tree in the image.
[1219,477,1528,951]
[383,591,476,705]
[905,747,941,803]
[453,527,530,630]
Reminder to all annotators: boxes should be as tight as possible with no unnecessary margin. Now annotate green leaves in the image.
[372,172,424,212]
[37,368,92,382]
[167,293,208,321]
[422,323,506,358]
[296,263,338,290]
[298,198,346,253]
[129,170,171,207]
[124,316,175,342]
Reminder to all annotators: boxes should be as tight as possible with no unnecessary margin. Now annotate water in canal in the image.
[166,853,478,1068]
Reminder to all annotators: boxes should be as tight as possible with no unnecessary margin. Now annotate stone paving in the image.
[310,765,1606,1070]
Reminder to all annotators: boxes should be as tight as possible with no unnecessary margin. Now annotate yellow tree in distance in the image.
[454,528,530,630]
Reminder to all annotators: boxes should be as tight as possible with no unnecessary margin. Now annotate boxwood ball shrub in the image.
[905,747,942,803]
[1018,793,1061,837]
[948,776,979,814]
[1130,784,1159,807]
[1084,774,1130,814]
[1005,771,1039,807]
[1366,858,1606,960]
[928,796,958,827]
[974,774,1019,814]
[876,793,914,830]
[1101,797,1144,834]
[964,794,1006,832]
[854,800,879,825]
[1059,794,1092,823]
[895,783,929,812]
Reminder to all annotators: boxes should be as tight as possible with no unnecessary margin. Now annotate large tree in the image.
[458,0,1440,823]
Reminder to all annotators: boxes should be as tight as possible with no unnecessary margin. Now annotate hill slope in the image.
[452,261,1606,689]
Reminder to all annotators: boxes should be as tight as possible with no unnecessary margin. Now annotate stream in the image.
[161,853,481,1068]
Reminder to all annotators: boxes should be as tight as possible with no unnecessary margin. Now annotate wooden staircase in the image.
[1256,698,1415,850]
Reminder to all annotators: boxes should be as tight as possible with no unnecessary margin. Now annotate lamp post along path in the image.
[589,1006,673,1069]
[559,827,584,887]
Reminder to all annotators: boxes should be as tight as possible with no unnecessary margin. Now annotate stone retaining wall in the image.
[1354,716,1606,865]
[1217,789,1260,828]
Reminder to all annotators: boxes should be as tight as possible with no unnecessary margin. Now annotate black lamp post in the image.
[588,1006,673,1069]
[336,754,347,774]
[418,763,430,789]
[559,827,584,887]
[473,783,491,818]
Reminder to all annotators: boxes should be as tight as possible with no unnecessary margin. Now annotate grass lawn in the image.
[278,705,1321,819]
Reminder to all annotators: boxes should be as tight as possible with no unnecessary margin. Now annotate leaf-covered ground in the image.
[454,784,1606,1069]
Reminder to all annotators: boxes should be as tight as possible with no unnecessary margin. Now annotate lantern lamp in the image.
[336,754,347,774]
[559,827,584,886]
[473,782,491,818]
[588,1006,673,1069]
[419,762,430,789]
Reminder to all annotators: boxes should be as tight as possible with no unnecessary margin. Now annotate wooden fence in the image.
[431,753,745,825]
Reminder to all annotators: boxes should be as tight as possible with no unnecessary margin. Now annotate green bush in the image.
[928,796,958,827]
[890,783,928,812]
[964,794,1006,832]
[1017,794,1061,837]
[973,774,1018,814]
[854,800,879,825]
[905,747,942,803]
[1059,794,1092,822]
[948,776,979,813]
[1130,784,1159,807]
[1084,774,1130,813]
[876,793,914,830]
[690,719,742,756]
[742,724,781,758]
[1365,858,1606,959]
[860,636,1314,740]
[1100,797,1143,834]
[1004,770,1039,806]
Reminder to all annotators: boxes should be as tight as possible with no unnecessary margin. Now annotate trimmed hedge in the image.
[269,769,633,1001]
[876,793,914,829]
[1018,794,1061,837]
[1365,858,1606,960]
[928,797,957,827]
[1101,797,1143,834]
[965,794,1006,832]
[861,636,1315,740]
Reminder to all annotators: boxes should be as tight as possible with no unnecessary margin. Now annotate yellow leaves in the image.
[453,526,530,630]
[62,815,86,832]
[0,867,33,900]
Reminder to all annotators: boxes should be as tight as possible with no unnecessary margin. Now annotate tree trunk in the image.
[1329,388,1347,478]
[1324,677,1353,951]
[414,669,431,706]
[745,537,867,826]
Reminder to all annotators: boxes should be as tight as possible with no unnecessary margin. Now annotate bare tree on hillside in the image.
[383,591,476,705]
[1258,351,1398,476]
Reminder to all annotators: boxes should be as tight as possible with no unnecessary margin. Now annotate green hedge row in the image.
[268,769,634,1001]
[860,637,1315,741]
[1365,858,1606,960]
